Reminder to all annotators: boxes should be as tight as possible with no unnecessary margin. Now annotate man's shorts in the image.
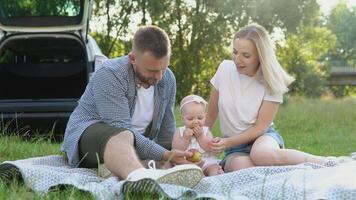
[78,122,128,168]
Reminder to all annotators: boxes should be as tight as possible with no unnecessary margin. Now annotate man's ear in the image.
[128,52,136,64]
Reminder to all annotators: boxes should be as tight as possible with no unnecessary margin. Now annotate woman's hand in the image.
[209,137,228,154]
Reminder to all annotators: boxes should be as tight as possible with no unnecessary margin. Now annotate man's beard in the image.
[136,70,158,88]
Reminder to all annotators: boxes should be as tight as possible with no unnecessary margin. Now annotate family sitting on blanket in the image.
[61,24,330,188]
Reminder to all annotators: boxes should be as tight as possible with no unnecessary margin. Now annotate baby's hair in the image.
[180,95,208,113]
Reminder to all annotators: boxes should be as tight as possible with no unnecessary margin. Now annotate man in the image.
[61,25,203,188]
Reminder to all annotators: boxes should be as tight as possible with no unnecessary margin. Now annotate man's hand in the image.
[162,149,193,165]
[183,128,194,141]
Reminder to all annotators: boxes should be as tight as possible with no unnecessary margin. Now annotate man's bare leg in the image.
[103,130,143,179]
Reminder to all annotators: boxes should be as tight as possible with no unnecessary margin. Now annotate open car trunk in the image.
[0,0,89,33]
[0,34,88,100]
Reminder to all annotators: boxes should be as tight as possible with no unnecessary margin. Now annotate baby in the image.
[172,94,224,176]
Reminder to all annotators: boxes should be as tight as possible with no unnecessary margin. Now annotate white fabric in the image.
[131,86,154,134]
[3,154,356,199]
[179,96,207,111]
[126,160,157,181]
[126,167,145,181]
[210,60,283,137]
[178,126,220,169]
[178,126,209,154]
[93,54,108,72]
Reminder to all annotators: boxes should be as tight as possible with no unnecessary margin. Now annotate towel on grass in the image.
[1,154,356,199]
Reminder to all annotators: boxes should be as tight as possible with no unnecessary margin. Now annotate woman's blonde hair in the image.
[234,23,294,94]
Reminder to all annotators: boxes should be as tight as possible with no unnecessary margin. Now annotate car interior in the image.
[0,36,88,100]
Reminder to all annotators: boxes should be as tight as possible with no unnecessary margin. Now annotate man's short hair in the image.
[133,25,171,58]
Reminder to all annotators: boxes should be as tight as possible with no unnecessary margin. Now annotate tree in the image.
[244,0,320,33]
[91,0,134,57]
[139,0,321,100]
[327,0,356,67]
[134,0,233,100]
[0,0,81,17]
[90,0,324,100]
[323,1,356,97]
[277,26,336,97]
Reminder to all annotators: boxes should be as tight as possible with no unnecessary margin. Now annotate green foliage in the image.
[90,0,133,57]
[277,26,336,97]
[244,0,320,33]
[91,32,128,58]
[327,0,356,67]
[161,0,233,100]
[140,0,322,101]
[90,0,325,100]
[0,0,80,17]
[329,85,356,98]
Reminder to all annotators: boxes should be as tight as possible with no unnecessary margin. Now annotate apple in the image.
[187,149,202,162]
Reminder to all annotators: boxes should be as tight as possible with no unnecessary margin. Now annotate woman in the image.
[205,23,328,172]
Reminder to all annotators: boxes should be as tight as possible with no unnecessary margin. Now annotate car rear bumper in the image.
[0,112,72,119]
[0,99,77,133]
[0,99,78,113]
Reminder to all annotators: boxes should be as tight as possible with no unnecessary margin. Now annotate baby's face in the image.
[181,102,206,129]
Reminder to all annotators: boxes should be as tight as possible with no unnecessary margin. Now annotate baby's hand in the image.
[183,128,194,140]
[193,126,204,138]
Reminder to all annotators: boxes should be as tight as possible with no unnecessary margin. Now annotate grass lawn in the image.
[0,97,356,199]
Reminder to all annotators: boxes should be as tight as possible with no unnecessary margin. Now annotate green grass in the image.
[0,136,95,199]
[276,97,356,156]
[0,97,356,199]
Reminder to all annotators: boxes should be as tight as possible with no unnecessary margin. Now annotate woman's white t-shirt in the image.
[210,60,283,137]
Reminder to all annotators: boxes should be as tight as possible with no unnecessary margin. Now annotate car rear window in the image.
[0,0,83,26]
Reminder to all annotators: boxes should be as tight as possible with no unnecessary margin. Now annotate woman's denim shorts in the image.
[220,126,284,167]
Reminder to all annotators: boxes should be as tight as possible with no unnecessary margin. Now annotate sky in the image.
[318,0,356,15]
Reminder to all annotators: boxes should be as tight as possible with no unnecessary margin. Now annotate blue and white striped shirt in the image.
[61,56,176,167]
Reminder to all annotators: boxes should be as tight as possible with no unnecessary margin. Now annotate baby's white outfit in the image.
[179,126,220,170]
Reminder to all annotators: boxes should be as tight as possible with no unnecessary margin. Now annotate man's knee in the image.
[107,130,135,146]
[104,130,135,164]
[79,123,134,168]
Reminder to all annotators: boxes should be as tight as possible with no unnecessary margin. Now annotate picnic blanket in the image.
[1,154,356,199]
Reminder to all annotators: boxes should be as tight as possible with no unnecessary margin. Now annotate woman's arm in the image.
[210,100,280,152]
[205,87,219,130]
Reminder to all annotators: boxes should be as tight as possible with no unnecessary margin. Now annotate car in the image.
[0,0,105,135]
